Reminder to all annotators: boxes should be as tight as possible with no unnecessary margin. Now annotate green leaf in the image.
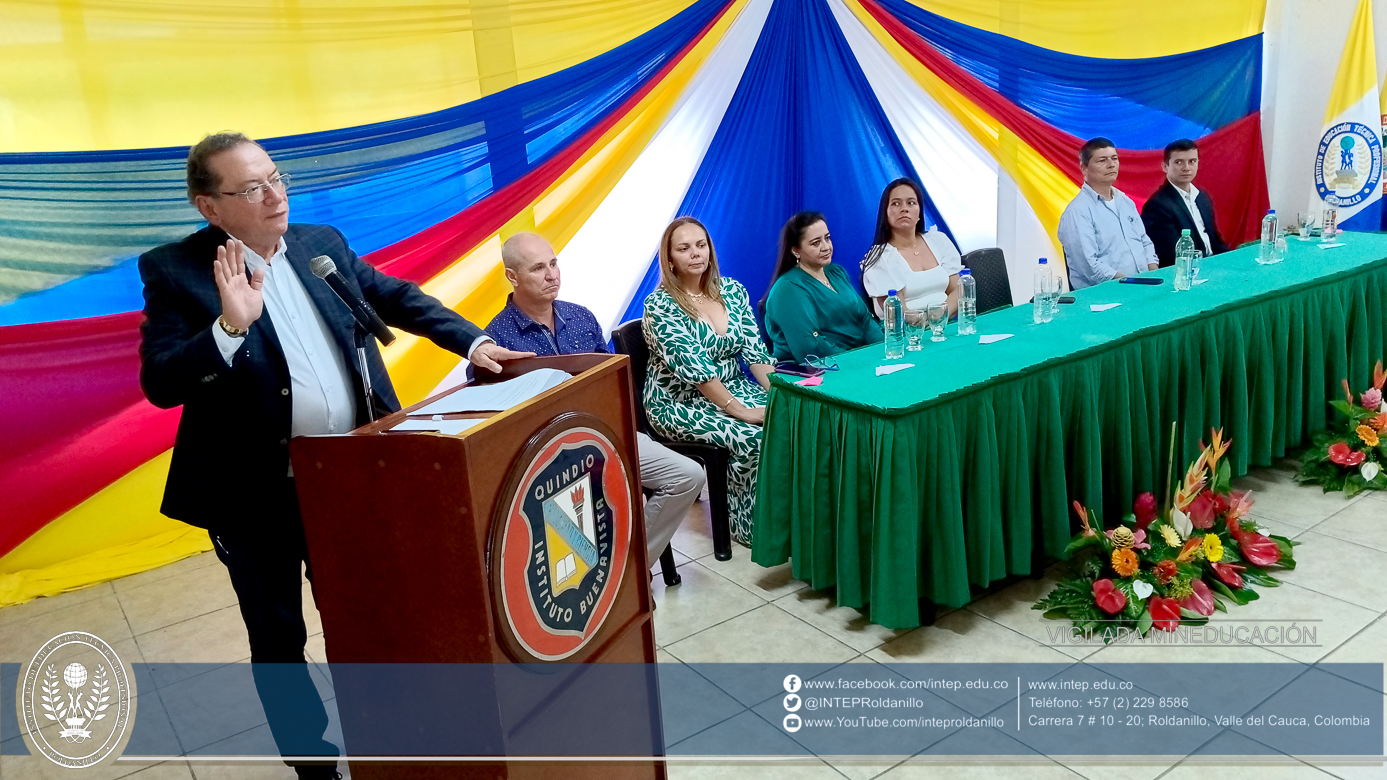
[1042,608,1071,621]
[1214,459,1232,494]
[1345,474,1366,498]
[1241,568,1281,587]
[1135,608,1153,637]
[1211,579,1256,605]
[1063,534,1104,557]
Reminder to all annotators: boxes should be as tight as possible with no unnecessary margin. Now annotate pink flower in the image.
[1133,492,1158,531]
[1225,490,1255,523]
[1328,442,1367,467]
[1365,388,1384,411]
[1179,580,1216,616]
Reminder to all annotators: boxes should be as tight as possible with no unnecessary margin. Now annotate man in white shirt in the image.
[1057,137,1160,290]
[1141,138,1230,266]
[138,133,532,779]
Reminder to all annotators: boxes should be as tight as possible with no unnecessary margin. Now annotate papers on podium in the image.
[412,368,574,416]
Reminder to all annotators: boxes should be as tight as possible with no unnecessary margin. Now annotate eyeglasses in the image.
[217,173,291,203]
[803,354,840,372]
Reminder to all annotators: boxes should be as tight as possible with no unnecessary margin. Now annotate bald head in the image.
[501,233,554,270]
[502,232,562,309]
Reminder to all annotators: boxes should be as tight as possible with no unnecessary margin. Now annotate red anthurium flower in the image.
[1188,491,1219,529]
[1179,580,1216,616]
[1237,532,1282,567]
[1133,492,1158,531]
[1148,596,1182,632]
[1092,579,1127,615]
[1328,442,1367,467]
[1226,517,1281,567]
[1211,562,1246,588]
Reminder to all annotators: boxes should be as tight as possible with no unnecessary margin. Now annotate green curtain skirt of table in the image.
[751,257,1387,629]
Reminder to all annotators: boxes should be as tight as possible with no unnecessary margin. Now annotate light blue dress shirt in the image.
[1058,183,1159,289]
[212,238,357,440]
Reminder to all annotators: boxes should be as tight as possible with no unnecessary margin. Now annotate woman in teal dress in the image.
[642,217,774,546]
[762,211,883,363]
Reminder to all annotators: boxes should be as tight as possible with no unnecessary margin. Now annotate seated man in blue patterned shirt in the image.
[1058,136,1160,290]
[487,233,705,565]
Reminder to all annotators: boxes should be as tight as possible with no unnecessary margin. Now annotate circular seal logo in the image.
[1315,121,1383,207]
[492,414,634,661]
[20,632,133,768]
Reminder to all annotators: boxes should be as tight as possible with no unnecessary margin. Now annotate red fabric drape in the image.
[859,0,1269,246]
[0,312,180,557]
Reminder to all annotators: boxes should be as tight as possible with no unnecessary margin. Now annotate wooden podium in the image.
[290,354,664,779]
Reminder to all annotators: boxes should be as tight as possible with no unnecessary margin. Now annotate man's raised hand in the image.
[213,239,265,332]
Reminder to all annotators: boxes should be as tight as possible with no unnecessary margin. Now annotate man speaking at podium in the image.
[137,132,532,779]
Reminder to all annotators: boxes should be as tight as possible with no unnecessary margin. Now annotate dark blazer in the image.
[1141,181,1230,267]
[139,223,485,530]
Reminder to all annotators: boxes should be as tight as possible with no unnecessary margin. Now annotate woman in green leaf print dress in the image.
[642,217,774,546]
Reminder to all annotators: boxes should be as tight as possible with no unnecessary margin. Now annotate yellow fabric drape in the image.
[0,0,700,152]
[0,451,212,608]
[903,0,1265,58]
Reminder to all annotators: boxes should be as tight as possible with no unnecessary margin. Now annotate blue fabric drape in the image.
[876,0,1262,149]
[0,0,731,326]
[619,0,949,326]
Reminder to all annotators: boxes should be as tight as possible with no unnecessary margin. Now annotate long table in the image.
[750,233,1387,629]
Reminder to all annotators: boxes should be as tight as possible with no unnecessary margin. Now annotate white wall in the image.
[1263,0,1387,217]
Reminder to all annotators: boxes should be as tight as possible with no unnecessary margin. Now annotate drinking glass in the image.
[926,302,948,343]
[1297,211,1315,241]
[904,310,924,351]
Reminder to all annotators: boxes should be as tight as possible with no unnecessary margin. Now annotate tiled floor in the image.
[1,464,1384,779]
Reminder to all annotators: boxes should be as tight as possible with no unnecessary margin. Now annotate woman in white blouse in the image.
[860,178,962,318]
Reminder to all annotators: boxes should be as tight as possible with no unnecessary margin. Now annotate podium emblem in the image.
[494,414,634,661]
[20,632,133,768]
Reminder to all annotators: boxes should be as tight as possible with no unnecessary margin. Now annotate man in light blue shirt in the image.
[1058,137,1160,290]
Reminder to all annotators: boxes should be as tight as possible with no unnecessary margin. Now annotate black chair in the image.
[959,247,1012,315]
[613,319,734,562]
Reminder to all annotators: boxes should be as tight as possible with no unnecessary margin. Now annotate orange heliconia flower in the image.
[1373,360,1386,392]
[1369,412,1387,433]
[1111,548,1140,577]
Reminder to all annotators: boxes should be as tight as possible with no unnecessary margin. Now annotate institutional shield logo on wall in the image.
[20,632,133,768]
[492,413,634,661]
[1315,121,1384,207]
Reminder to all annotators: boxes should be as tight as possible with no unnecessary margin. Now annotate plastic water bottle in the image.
[883,289,905,359]
[1174,229,1196,290]
[1323,195,1340,241]
[957,269,977,335]
[1257,209,1280,265]
[1033,259,1055,324]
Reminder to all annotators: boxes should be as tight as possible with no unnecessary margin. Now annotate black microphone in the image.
[308,255,396,346]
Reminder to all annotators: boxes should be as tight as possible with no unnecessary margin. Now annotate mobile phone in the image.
[1119,277,1163,285]
[1057,295,1076,304]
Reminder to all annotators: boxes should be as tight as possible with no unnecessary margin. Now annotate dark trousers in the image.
[210,479,338,777]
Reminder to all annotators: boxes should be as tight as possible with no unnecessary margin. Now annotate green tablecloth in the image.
[751,233,1387,629]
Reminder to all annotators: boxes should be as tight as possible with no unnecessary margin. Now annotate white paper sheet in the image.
[979,334,1014,344]
[1089,303,1122,312]
[1318,242,1346,249]
[390,418,485,436]
[876,364,914,376]
[413,369,573,415]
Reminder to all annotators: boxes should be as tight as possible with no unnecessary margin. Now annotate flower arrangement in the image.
[1296,361,1387,496]
[1035,430,1298,636]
